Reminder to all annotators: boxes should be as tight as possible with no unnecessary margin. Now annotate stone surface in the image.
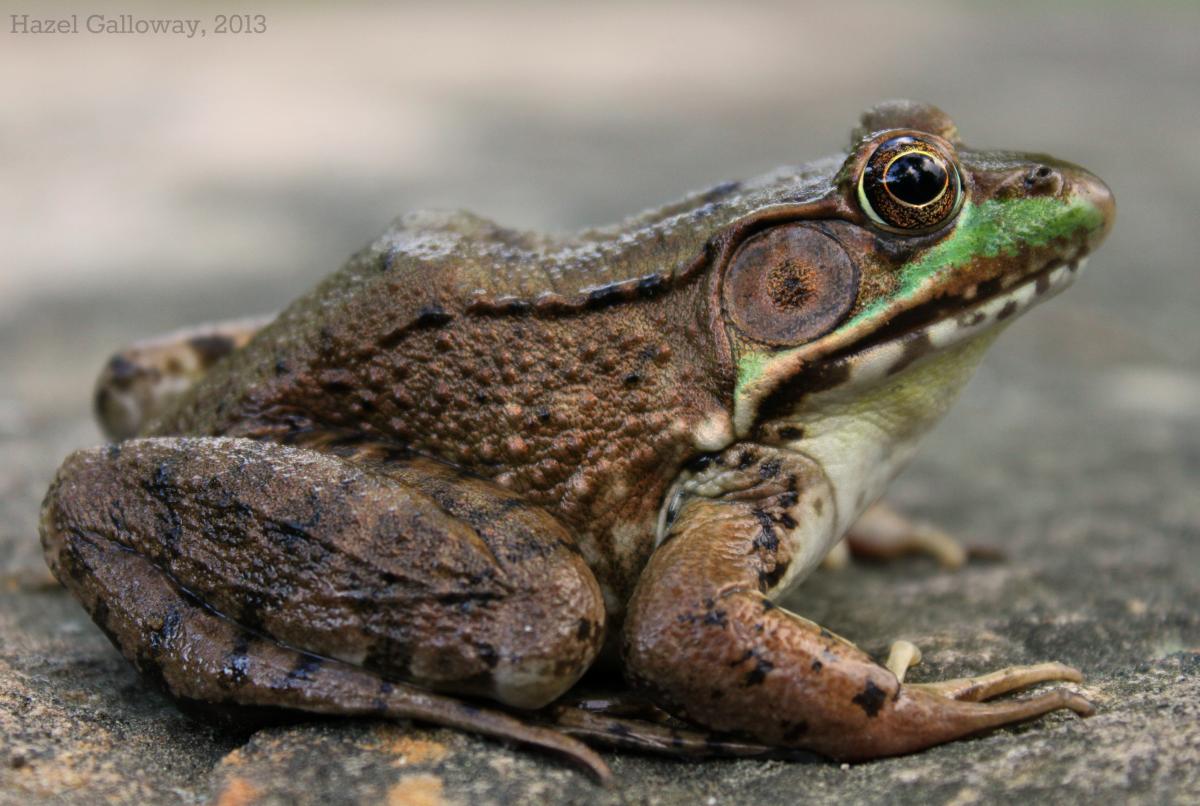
[2,2,1198,804]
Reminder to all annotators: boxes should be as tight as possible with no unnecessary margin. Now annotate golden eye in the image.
[858,136,963,232]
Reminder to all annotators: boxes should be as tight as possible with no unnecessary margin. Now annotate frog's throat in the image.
[732,254,1087,438]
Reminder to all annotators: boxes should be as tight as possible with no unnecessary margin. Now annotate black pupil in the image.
[883,152,947,206]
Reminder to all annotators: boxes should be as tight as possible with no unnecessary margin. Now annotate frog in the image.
[41,101,1114,783]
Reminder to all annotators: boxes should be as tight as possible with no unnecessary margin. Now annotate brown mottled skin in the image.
[42,102,1114,782]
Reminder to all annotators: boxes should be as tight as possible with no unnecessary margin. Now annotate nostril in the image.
[1024,165,1063,194]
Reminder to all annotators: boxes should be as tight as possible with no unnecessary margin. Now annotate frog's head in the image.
[718,100,1115,438]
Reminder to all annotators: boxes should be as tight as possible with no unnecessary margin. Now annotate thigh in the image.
[42,436,605,708]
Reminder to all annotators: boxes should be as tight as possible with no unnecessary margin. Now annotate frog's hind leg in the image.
[40,436,610,781]
[94,315,273,440]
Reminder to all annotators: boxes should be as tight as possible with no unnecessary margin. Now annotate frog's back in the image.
[151,160,839,442]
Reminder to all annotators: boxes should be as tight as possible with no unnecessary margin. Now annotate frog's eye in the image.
[722,223,858,345]
[857,136,963,232]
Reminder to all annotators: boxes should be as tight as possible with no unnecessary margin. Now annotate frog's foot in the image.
[40,437,611,783]
[544,698,817,761]
[884,640,1085,702]
[908,662,1085,703]
[624,444,1093,761]
[94,315,272,440]
[841,501,1003,570]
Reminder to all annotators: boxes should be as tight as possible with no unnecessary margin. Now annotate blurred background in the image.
[3,0,1198,420]
[2,2,1198,802]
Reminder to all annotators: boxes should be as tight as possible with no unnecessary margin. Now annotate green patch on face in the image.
[731,193,1104,400]
[843,195,1104,329]
[735,350,773,395]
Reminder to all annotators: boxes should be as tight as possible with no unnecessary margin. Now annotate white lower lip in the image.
[844,257,1087,386]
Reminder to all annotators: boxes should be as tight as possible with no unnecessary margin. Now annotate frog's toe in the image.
[908,661,1086,703]
[884,640,923,682]
[846,502,1004,569]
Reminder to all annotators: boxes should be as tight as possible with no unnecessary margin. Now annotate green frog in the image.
[42,101,1114,783]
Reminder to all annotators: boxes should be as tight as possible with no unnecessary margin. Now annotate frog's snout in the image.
[1065,165,1116,251]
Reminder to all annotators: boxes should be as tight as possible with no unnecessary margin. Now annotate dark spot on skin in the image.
[536,407,551,422]
[188,334,236,365]
[686,454,715,473]
[378,307,453,349]
[811,659,823,672]
[777,512,797,530]
[585,283,626,309]
[105,355,140,384]
[813,498,824,516]
[415,306,452,327]
[759,459,782,479]
[702,609,728,628]
[730,649,755,667]
[778,491,798,509]
[761,599,776,611]
[379,680,394,696]
[274,359,290,376]
[758,560,789,591]
[148,607,182,656]
[501,299,531,314]
[288,656,322,681]
[637,274,666,298]
[576,619,593,641]
[623,372,641,386]
[997,300,1020,321]
[752,510,779,553]
[756,360,852,425]
[106,443,122,460]
[221,637,251,687]
[958,310,987,327]
[852,680,888,718]
[778,426,804,441]
[606,722,633,737]
[819,629,832,640]
[745,657,774,686]
[499,497,528,512]
[887,331,934,377]
[737,452,756,470]
[476,643,499,669]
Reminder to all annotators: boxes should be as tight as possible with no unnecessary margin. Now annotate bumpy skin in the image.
[42,101,1114,781]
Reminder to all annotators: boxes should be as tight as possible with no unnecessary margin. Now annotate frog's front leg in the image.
[623,445,1092,761]
[40,437,610,780]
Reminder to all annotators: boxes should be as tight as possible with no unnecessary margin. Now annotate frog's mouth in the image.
[817,255,1087,388]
